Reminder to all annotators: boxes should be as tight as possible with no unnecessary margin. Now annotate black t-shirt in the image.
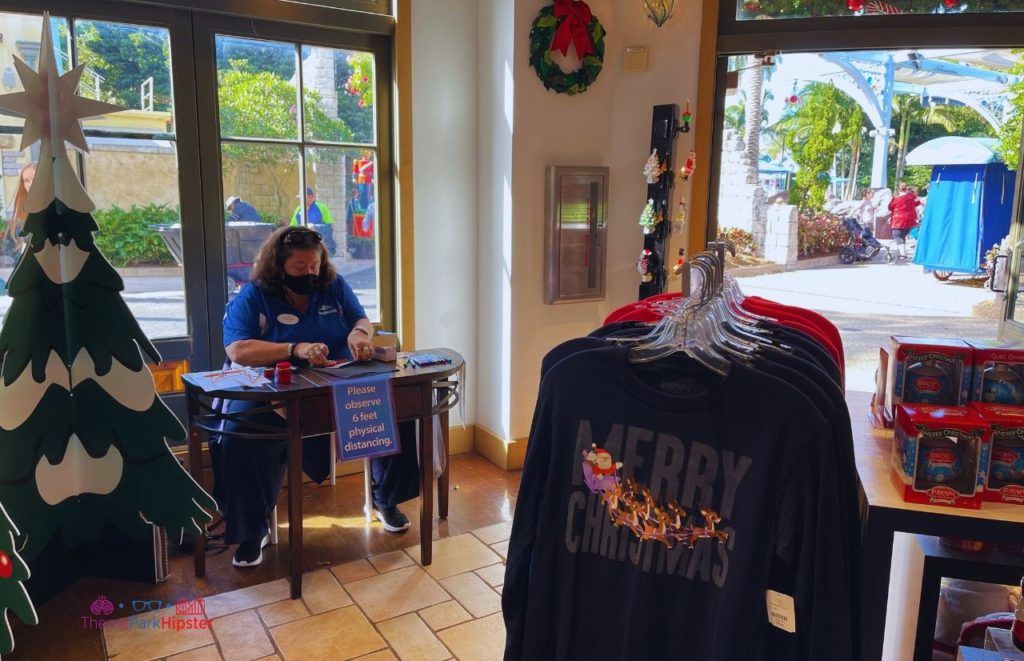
[504,344,853,661]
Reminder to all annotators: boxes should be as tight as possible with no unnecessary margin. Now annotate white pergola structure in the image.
[816,49,1017,188]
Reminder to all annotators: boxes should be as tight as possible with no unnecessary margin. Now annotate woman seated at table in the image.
[219,225,417,567]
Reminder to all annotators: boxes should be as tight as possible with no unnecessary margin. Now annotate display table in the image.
[182,348,464,599]
[851,391,1024,661]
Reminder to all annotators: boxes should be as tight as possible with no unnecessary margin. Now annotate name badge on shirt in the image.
[319,304,339,316]
[277,313,300,325]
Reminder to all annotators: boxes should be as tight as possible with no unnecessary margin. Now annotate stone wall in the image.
[85,141,180,212]
[716,128,767,254]
[301,47,348,256]
[763,203,798,265]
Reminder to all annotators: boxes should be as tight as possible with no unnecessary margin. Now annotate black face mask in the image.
[283,273,317,296]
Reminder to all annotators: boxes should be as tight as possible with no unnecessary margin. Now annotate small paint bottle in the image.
[276,362,292,385]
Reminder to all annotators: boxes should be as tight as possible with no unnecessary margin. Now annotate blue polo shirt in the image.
[223,275,367,361]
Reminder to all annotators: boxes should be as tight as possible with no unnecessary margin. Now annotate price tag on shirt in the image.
[766,590,796,633]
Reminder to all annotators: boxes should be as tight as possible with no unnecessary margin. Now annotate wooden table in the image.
[183,348,464,599]
[850,391,1024,661]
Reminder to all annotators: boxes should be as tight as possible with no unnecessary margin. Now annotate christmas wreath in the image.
[528,0,605,96]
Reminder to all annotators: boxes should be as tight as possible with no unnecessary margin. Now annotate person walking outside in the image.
[888,181,921,262]
[291,186,336,255]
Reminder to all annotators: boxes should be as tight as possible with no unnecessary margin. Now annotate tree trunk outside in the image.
[743,56,763,182]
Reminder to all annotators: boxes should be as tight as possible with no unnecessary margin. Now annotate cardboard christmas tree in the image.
[0,502,36,657]
[0,14,215,603]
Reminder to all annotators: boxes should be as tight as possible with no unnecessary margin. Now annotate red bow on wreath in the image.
[551,0,595,59]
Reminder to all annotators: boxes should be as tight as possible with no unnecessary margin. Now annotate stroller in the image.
[838,215,895,265]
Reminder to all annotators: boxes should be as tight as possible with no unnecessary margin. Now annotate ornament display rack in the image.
[640,103,680,299]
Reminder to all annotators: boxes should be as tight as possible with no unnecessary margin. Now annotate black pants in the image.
[213,399,419,544]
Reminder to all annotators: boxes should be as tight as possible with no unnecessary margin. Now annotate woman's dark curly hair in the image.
[250,225,337,300]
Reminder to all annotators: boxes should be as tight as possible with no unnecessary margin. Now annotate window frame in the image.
[193,12,395,359]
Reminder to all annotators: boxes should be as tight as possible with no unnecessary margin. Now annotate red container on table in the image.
[276,361,292,385]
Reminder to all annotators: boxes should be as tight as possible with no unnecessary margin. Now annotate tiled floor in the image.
[102,525,513,661]
[8,454,520,661]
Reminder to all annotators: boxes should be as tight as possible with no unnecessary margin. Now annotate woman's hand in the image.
[348,329,373,362]
[294,342,330,367]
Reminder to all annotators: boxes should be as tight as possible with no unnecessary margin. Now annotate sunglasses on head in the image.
[282,227,323,246]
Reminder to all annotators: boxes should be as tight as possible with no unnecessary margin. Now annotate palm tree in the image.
[742,55,764,180]
[891,95,957,182]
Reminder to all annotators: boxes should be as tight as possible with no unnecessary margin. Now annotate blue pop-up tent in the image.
[907,137,1015,274]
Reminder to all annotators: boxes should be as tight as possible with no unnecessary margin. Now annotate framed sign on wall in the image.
[544,165,609,304]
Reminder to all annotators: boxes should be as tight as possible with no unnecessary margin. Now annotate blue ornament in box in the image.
[981,363,1024,405]
[917,437,963,485]
[905,360,955,405]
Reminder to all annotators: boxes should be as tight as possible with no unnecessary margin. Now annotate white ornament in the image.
[0,13,125,213]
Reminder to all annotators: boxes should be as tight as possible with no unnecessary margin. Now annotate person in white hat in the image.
[225,196,261,223]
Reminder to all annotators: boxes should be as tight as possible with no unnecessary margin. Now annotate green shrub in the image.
[797,211,847,258]
[93,204,178,266]
[716,228,758,257]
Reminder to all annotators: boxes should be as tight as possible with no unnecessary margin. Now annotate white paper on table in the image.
[189,370,270,393]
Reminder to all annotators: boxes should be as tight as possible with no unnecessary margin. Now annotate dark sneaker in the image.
[374,505,411,533]
[232,532,270,568]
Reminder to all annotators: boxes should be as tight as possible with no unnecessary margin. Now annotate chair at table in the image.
[208,359,339,546]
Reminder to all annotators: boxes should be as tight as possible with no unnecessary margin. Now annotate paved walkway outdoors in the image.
[734,260,1000,392]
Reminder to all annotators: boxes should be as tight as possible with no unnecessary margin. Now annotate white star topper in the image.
[0,12,125,213]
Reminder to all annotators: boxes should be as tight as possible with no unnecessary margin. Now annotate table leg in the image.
[419,389,434,566]
[186,391,206,578]
[364,458,373,522]
[287,399,304,599]
[438,409,450,520]
[912,551,944,661]
[860,513,895,661]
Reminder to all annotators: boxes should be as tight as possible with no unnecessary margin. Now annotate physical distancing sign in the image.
[331,374,400,461]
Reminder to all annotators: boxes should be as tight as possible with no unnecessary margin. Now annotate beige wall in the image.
[86,144,180,211]
[506,1,703,441]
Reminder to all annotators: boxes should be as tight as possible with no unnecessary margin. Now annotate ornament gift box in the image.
[886,336,973,416]
[966,341,1024,405]
[870,346,893,429]
[372,331,399,362]
[892,404,989,510]
[970,402,1024,505]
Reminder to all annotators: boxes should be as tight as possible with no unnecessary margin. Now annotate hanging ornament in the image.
[785,80,799,107]
[634,249,651,278]
[847,0,865,11]
[671,195,688,235]
[643,149,666,184]
[679,99,692,133]
[679,150,696,181]
[672,255,686,277]
[639,199,657,234]
[0,551,10,579]
[943,0,957,8]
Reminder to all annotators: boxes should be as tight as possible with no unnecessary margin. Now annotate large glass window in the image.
[0,13,185,339]
[738,0,1024,21]
[215,35,381,320]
